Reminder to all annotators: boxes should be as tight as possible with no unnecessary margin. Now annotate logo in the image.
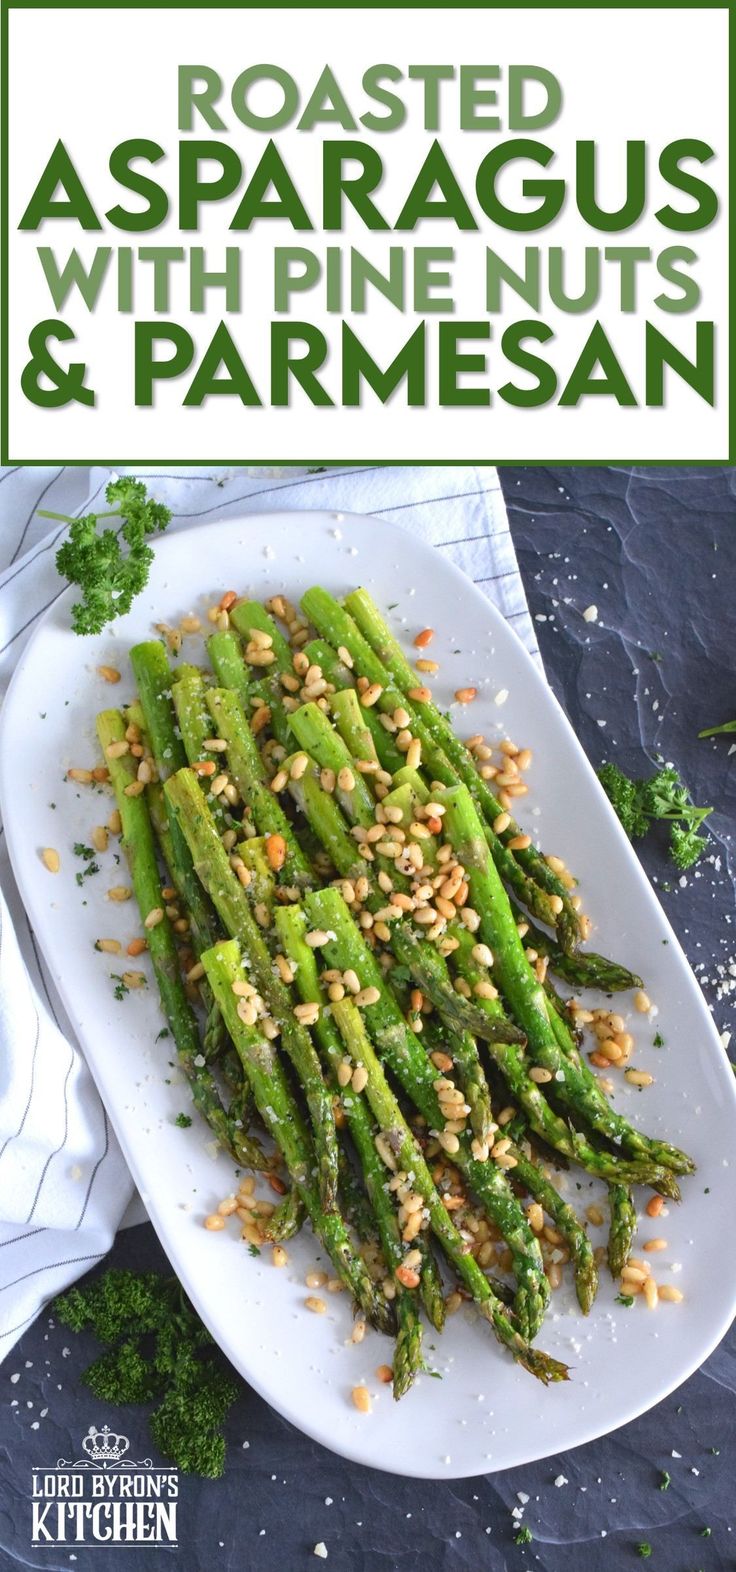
[82,1425,129,1464]
[31,1423,178,1547]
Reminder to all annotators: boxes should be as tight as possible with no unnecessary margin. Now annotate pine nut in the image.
[643,1276,659,1310]
[351,1066,369,1093]
[355,987,380,1007]
[416,659,439,673]
[306,929,331,948]
[108,885,132,902]
[294,1002,320,1026]
[204,1214,225,1231]
[271,770,288,794]
[625,1069,654,1087]
[274,953,294,984]
[361,684,383,708]
[621,1265,647,1284]
[337,767,355,792]
[144,907,164,929]
[351,1385,371,1413]
[634,990,652,1013]
[646,1195,665,1218]
[414,628,435,648]
[643,1238,668,1253]
[305,1296,327,1314]
[272,1246,288,1268]
[454,687,477,704]
[529,1066,553,1083]
[41,847,60,873]
[658,1284,683,1303]
[408,686,431,703]
[508,833,531,851]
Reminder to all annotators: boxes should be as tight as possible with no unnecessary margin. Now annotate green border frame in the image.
[1,0,733,465]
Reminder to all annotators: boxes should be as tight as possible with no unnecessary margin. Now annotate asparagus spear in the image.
[204,686,314,890]
[607,1184,637,1278]
[297,638,406,778]
[330,998,567,1385]
[275,904,445,1335]
[130,642,233,1068]
[206,629,253,710]
[262,1186,306,1243]
[170,666,232,835]
[229,601,294,746]
[300,586,576,946]
[304,887,550,1342]
[96,710,262,1172]
[512,905,643,995]
[201,938,393,1335]
[344,586,583,947]
[230,600,293,669]
[500,1114,598,1313]
[289,702,377,824]
[164,769,340,1212]
[274,904,426,1396]
[329,685,381,769]
[446,924,664,1191]
[129,641,188,776]
[437,784,693,1182]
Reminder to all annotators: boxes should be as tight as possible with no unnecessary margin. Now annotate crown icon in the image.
[82,1425,129,1463]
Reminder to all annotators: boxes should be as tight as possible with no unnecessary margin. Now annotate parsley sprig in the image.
[597,762,712,870]
[47,478,171,636]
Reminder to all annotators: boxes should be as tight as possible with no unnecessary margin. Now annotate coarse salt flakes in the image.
[494,689,509,706]
[314,1543,328,1559]
[583,605,598,623]
[554,1474,568,1487]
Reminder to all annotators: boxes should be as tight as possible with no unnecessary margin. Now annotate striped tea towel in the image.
[0,463,535,1357]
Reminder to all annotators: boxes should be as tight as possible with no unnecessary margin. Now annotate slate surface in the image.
[1,465,734,1572]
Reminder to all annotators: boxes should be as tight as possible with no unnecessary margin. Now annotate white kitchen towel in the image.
[0,463,537,1357]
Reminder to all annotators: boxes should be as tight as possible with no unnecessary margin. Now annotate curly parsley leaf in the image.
[54,1268,239,1478]
[597,762,711,871]
[51,478,171,636]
